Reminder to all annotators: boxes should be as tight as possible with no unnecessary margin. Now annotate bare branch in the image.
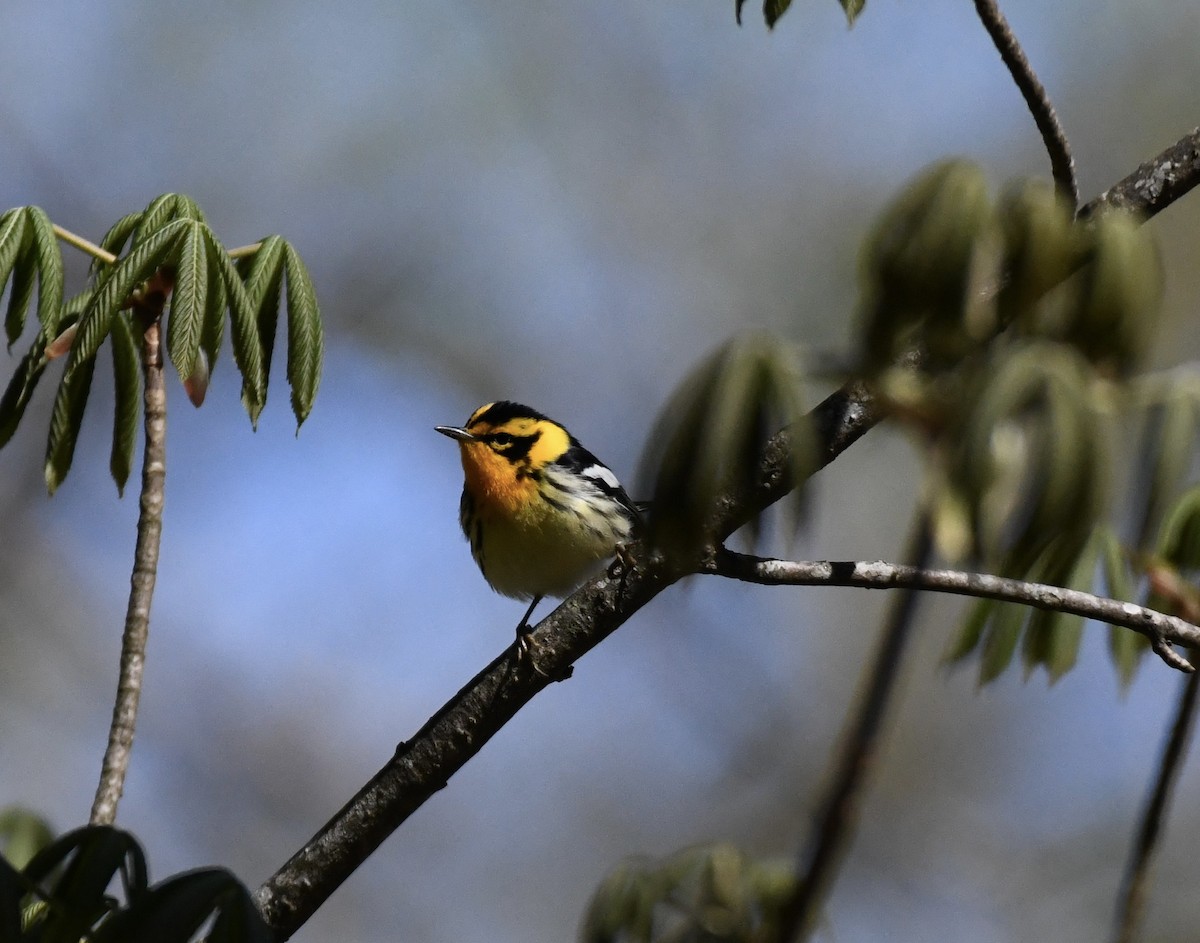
[89,296,169,826]
[778,517,932,941]
[973,0,1077,207]
[254,129,1200,939]
[1112,587,1200,943]
[704,550,1198,672]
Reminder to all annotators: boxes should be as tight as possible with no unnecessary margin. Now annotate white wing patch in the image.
[580,463,622,491]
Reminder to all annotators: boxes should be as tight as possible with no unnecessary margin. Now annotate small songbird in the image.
[436,401,641,645]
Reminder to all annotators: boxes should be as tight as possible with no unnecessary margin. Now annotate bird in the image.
[436,401,641,653]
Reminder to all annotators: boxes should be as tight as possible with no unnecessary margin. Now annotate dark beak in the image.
[435,425,475,442]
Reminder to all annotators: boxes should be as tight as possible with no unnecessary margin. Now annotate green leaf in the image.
[0,331,50,449]
[171,193,206,224]
[240,235,285,384]
[165,221,207,384]
[764,0,792,28]
[5,244,36,349]
[1157,484,1200,571]
[859,160,996,372]
[98,211,144,257]
[44,354,97,494]
[1099,526,1133,602]
[283,241,323,427]
[1108,623,1149,689]
[26,205,65,336]
[110,312,141,495]
[202,228,264,424]
[641,334,812,564]
[979,602,1026,684]
[1066,210,1163,375]
[1137,392,1197,549]
[200,256,227,379]
[91,210,144,279]
[0,208,29,298]
[133,194,184,248]
[0,806,55,870]
[1021,535,1097,683]
[70,218,189,370]
[944,597,992,664]
[840,0,865,26]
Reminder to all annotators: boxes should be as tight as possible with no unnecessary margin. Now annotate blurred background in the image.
[2,1,1200,939]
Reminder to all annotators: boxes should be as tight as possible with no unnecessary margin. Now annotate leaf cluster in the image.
[855,162,1190,685]
[639,333,814,566]
[581,843,796,943]
[0,195,323,494]
[0,822,269,943]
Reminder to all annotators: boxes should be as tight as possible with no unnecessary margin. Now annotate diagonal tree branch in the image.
[703,550,1200,672]
[1084,127,1200,220]
[254,128,1200,939]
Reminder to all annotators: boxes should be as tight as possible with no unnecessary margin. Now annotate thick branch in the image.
[254,558,679,938]
[89,312,167,825]
[973,0,1077,207]
[704,550,1199,672]
[1084,127,1200,220]
[255,129,1200,939]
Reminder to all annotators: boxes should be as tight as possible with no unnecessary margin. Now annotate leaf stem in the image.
[227,241,263,260]
[52,223,117,266]
[89,308,167,825]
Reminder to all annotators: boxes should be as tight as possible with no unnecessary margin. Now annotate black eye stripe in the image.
[486,430,539,460]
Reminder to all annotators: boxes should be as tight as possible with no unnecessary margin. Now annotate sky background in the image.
[3,1,1200,940]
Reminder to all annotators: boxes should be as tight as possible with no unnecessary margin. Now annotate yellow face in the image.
[456,404,571,518]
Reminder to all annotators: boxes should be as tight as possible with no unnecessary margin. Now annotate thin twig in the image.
[704,551,1199,672]
[1112,666,1200,941]
[89,295,169,825]
[973,0,1077,208]
[52,221,262,264]
[52,223,117,266]
[777,515,933,941]
[253,128,1200,940]
[227,241,263,260]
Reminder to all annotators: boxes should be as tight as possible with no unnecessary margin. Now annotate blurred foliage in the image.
[849,159,1193,686]
[0,824,270,942]
[581,843,796,943]
[0,194,323,494]
[639,333,814,566]
[930,340,1110,577]
[860,160,1000,374]
[0,808,54,872]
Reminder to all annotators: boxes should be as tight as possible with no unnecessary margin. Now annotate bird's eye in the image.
[490,432,514,447]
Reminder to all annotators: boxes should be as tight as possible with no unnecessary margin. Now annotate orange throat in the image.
[459,443,537,517]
